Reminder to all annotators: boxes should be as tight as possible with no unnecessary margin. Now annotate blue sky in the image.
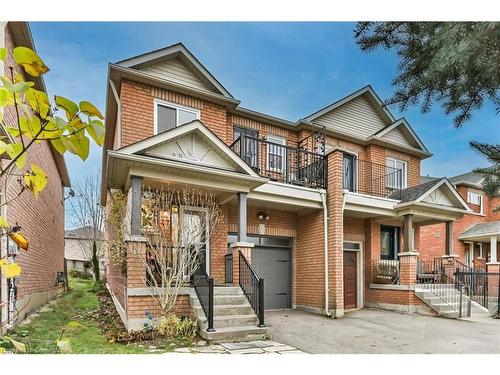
[30,22,498,185]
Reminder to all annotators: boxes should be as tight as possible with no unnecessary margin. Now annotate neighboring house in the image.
[100,43,472,339]
[420,172,500,270]
[65,226,105,278]
[0,22,70,331]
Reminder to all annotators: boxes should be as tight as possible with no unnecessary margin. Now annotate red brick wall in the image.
[1,24,65,300]
[127,295,193,320]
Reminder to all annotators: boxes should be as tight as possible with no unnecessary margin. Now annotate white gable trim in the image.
[116,43,233,99]
[303,86,395,123]
[116,120,261,178]
[369,118,429,154]
[396,179,471,212]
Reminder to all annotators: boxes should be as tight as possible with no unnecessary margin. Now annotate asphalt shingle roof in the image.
[448,171,484,187]
[388,178,444,202]
[459,221,500,238]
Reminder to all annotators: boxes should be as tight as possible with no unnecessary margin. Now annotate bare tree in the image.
[129,186,222,315]
[66,172,105,281]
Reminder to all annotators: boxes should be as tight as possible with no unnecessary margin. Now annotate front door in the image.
[343,251,357,310]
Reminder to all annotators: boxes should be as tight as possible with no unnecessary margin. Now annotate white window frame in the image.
[386,157,408,189]
[265,135,286,173]
[153,99,200,135]
[467,191,483,214]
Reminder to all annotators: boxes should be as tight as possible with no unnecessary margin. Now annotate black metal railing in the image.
[225,253,233,284]
[371,259,400,284]
[239,251,265,327]
[191,269,214,332]
[344,158,403,199]
[230,135,327,189]
[455,271,500,316]
[418,269,471,318]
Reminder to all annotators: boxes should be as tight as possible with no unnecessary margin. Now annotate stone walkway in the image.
[173,340,305,354]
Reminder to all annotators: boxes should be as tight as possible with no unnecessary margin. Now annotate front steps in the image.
[415,285,490,319]
[190,286,267,343]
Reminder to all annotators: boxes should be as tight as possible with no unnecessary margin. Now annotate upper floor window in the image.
[386,157,407,190]
[343,153,357,192]
[154,99,200,134]
[467,191,483,214]
[266,135,286,172]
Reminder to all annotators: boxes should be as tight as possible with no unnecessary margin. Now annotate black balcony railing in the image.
[230,135,327,189]
[343,158,404,199]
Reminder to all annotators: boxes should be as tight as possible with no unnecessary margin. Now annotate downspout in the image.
[320,190,331,317]
[109,79,122,148]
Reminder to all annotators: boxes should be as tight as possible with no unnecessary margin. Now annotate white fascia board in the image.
[343,192,399,215]
[250,181,323,209]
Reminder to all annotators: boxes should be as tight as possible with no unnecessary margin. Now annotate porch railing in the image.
[345,159,403,199]
[239,251,265,327]
[191,269,214,332]
[230,135,327,189]
[455,271,500,315]
[224,253,233,284]
[371,259,400,285]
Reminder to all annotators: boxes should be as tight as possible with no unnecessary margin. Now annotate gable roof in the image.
[116,43,233,99]
[303,85,395,124]
[391,178,470,211]
[449,171,485,189]
[459,221,500,240]
[369,118,430,154]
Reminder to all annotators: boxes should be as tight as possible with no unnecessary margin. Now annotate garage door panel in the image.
[251,247,291,310]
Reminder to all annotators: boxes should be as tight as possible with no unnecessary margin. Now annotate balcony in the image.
[230,135,327,189]
[343,158,404,199]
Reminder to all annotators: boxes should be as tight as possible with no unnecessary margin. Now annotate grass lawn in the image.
[9,278,174,354]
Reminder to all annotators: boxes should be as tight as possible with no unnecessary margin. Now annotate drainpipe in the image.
[320,190,331,317]
[109,79,122,148]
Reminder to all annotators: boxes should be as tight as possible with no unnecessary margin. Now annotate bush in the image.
[88,280,105,293]
[157,314,197,339]
[68,269,93,280]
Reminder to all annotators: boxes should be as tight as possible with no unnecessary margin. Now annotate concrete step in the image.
[199,314,259,329]
[213,295,248,305]
[198,325,267,343]
[193,304,255,316]
[213,286,243,295]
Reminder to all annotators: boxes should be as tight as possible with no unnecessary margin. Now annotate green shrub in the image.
[157,314,197,339]
[68,269,93,280]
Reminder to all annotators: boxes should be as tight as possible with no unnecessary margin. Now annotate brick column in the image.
[230,242,254,286]
[398,252,418,285]
[125,237,148,289]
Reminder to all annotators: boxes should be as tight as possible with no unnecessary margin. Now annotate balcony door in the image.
[343,153,357,192]
[234,126,258,170]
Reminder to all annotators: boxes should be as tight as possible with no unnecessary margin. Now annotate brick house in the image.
[0,22,70,331]
[420,172,500,271]
[101,43,474,340]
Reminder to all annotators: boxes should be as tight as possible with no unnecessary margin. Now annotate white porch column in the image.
[237,192,248,243]
[490,236,498,263]
[445,221,453,256]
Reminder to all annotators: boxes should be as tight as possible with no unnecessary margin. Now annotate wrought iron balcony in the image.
[343,158,404,199]
[230,135,327,189]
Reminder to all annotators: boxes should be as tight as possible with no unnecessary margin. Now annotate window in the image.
[266,135,286,172]
[343,153,357,192]
[380,226,400,260]
[467,191,483,213]
[234,126,259,169]
[386,158,407,189]
[154,100,200,134]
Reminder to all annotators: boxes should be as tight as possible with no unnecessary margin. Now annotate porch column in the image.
[490,236,498,263]
[130,176,143,236]
[403,214,414,252]
[445,221,454,256]
[237,192,248,243]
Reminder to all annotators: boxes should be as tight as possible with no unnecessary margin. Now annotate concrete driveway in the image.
[266,308,500,354]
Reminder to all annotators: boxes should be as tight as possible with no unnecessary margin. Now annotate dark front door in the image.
[251,246,291,310]
[234,126,258,170]
[380,226,400,260]
[343,251,357,309]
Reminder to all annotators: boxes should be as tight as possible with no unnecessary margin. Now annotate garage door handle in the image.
[276,293,287,296]
[277,260,287,263]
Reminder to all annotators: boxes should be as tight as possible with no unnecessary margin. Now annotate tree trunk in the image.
[91,241,100,282]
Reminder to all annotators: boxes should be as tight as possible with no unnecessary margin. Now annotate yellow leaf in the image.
[13,47,49,77]
[24,164,47,198]
[26,88,50,119]
[0,262,22,278]
[9,232,29,251]
[79,101,104,119]
[0,347,5,354]
[0,48,6,61]
[62,134,89,161]
[66,321,84,328]
[54,96,79,119]
[0,259,7,266]
[86,120,105,146]
[5,143,26,169]
[0,216,9,228]
[50,138,66,154]
[0,87,14,107]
